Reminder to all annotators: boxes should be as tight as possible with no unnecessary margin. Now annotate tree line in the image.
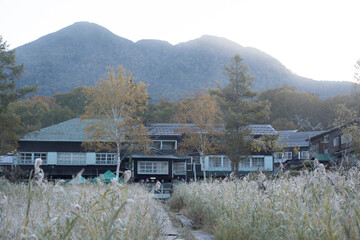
[5,77,360,140]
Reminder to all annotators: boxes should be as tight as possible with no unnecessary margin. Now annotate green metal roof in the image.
[20,118,90,142]
[315,154,337,162]
[20,118,279,143]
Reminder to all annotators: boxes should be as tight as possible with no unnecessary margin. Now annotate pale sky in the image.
[1,0,359,82]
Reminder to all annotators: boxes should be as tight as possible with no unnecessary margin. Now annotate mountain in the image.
[15,21,353,101]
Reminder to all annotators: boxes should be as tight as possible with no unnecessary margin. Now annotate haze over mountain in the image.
[15,21,353,102]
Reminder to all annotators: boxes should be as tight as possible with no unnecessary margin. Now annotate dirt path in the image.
[159,203,214,240]
[157,202,183,240]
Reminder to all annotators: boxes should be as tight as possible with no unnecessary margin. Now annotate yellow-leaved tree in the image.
[178,91,221,181]
[81,66,150,180]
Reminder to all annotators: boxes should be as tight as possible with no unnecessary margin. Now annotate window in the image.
[223,156,231,168]
[20,153,33,164]
[300,151,310,160]
[193,156,201,165]
[209,156,222,168]
[333,136,340,147]
[58,152,86,165]
[152,141,161,149]
[138,161,168,174]
[252,157,265,168]
[73,153,86,162]
[174,162,186,175]
[34,153,47,164]
[274,152,281,160]
[125,162,131,169]
[282,152,292,160]
[341,135,352,144]
[162,141,177,150]
[324,134,329,143]
[208,155,231,168]
[19,153,47,165]
[274,152,292,160]
[242,158,251,168]
[57,153,71,163]
[152,140,177,150]
[311,143,319,153]
[96,153,116,165]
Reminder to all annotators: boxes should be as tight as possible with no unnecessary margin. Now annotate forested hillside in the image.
[15,22,352,102]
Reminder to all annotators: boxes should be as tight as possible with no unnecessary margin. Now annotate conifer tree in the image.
[211,55,270,176]
[0,36,36,154]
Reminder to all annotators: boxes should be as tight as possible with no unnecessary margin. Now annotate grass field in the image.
[0,179,163,239]
[169,166,360,240]
[2,166,360,240]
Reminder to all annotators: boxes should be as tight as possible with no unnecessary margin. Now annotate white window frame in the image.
[274,152,281,160]
[324,134,329,143]
[96,153,116,165]
[208,155,231,169]
[252,157,265,168]
[209,156,222,168]
[300,151,310,160]
[137,161,169,175]
[57,152,86,165]
[152,140,177,150]
[282,152,292,160]
[19,152,47,165]
[223,156,231,168]
[241,158,251,168]
[173,162,186,175]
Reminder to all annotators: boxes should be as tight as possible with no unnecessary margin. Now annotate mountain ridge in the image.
[14,21,353,101]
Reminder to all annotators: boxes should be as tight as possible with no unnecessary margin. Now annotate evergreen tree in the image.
[211,55,270,176]
[0,36,36,113]
[0,36,36,154]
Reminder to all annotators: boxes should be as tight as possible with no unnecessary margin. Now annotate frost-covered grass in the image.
[170,167,360,240]
[0,180,163,239]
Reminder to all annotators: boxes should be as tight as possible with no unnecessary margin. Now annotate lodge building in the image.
[16,118,276,182]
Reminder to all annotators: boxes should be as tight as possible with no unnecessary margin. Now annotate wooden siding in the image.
[310,127,348,160]
[19,141,84,153]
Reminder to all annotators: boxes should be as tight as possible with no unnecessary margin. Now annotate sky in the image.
[1,0,360,82]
